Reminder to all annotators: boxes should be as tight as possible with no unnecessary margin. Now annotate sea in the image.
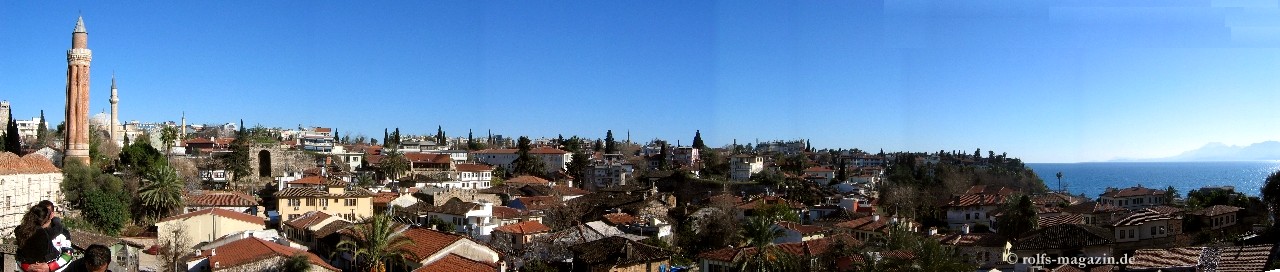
[1025,161,1280,198]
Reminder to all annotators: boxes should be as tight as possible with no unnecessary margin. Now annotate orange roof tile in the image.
[400,228,464,262]
[284,211,332,230]
[194,238,339,271]
[186,191,258,207]
[491,206,523,219]
[775,221,828,235]
[455,163,494,172]
[0,152,60,175]
[493,220,551,235]
[404,153,451,164]
[602,213,636,225]
[413,254,498,272]
[289,176,327,185]
[507,175,551,185]
[157,208,265,226]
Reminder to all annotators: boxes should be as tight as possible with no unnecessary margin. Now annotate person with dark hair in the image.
[14,204,68,272]
[63,244,111,272]
[38,201,73,257]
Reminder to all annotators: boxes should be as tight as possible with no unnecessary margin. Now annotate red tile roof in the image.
[736,195,805,210]
[602,213,636,225]
[454,163,493,172]
[473,147,568,155]
[289,176,327,185]
[513,196,562,211]
[284,211,332,230]
[493,220,551,235]
[0,152,60,175]
[1038,214,1084,228]
[194,237,339,271]
[507,175,551,185]
[313,127,332,133]
[834,215,891,233]
[157,208,265,226]
[932,232,1007,247]
[1128,247,1204,270]
[400,228,464,262]
[404,153,451,164]
[491,206,523,219]
[1110,209,1175,227]
[1101,186,1165,198]
[1216,244,1276,271]
[946,185,1015,207]
[803,166,834,172]
[373,192,400,205]
[413,254,498,272]
[1193,205,1243,217]
[186,191,258,207]
[698,236,850,263]
[553,185,589,196]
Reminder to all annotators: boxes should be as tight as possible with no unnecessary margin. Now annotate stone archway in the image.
[258,150,272,177]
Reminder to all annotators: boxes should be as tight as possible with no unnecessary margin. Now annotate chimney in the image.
[962,224,970,234]
[211,249,216,256]
[872,214,880,222]
[927,227,938,236]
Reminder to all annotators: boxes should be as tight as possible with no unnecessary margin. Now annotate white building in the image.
[14,116,45,140]
[1099,186,1168,210]
[454,163,494,189]
[473,147,571,174]
[729,155,764,181]
[943,185,1014,229]
[0,153,63,238]
[409,198,498,238]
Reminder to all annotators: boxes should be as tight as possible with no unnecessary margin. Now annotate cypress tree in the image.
[692,130,705,149]
[5,110,20,154]
[605,130,616,154]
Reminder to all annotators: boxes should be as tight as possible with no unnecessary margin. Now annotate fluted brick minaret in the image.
[65,16,92,165]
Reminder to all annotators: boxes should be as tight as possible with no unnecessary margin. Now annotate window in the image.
[1117,230,1123,239]
[288,199,301,206]
[321,199,329,207]
[1129,229,1134,239]
[1150,226,1156,236]
[345,199,357,206]
[307,199,316,206]
[1159,226,1166,235]
[966,214,971,220]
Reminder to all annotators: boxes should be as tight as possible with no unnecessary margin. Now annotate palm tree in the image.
[1055,171,1063,193]
[139,165,185,220]
[282,252,312,272]
[160,126,179,157]
[736,217,801,271]
[336,214,416,272]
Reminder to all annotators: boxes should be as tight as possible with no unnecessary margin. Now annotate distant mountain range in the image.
[1113,141,1280,162]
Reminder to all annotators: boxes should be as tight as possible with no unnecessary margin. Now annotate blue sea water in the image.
[1026,161,1280,198]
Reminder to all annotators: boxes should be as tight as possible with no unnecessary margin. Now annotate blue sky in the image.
[3,1,1280,163]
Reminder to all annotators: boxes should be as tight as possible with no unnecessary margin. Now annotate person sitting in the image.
[63,244,111,272]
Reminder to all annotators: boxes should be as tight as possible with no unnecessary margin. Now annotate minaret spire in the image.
[74,15,86,33]
[65,15,93,165]
[109,72,119,144]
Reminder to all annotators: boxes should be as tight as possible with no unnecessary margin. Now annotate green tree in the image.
[160,126,179,156]
[833,159,848,185]
[593,139,603,152]
[467,129,478,151]
[604,130,617,154]
[567,152,590,186]
[656,140,671,170]
[35,110,48,148]
[4,109,19,154]
[283,252,312,272]
[754,202,801,223]
[692,130,706,149]
[1165,185,1179,204]
[1055,171,1063,192]
[512,136,547,177]
[221,120,252,189]
[377,150,410,180]
[1264,171,1280,230]
[62,160,130,235]
[336,214,416,272]
[995,195,1038,239]
[436,125,445,145]
[138,165,186,221]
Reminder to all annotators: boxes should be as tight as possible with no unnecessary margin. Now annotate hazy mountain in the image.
[1121,141,1280,162]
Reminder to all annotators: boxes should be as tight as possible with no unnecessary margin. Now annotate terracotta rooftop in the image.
[0,152,60,175]
[373,192,399,205]
[946,185,1015,207]
[570,236,672,268]
[602,212,636,225]
[803,166,834,172]
[157,208,264,226]
[284,211,332,230]
[491,206,523,219]
[400,228,464,262]
[288,176,328,185]
[1192,205,1243,217]
[1063,201,1126,214]
[454,163,493,172]
[186,191,258,207]
[735,195,805,210]
[1216,244,1276,271]
[834,215,892,233]
[1038,214,1085,229]
[1128,247,1204,270]
[193,237,338,271]
[423,198,483,216]
[1100,186,1165,198]
[404,153,451,164]
[274,187,374,198]
[506,175,552,185]
[698,236,849,263]
[1110,209,1175,227]
[413,254,499,272]
[313,220,354,238]
[1014,224,1112,250]
[493,220,551,235]
[932,232,1006,248]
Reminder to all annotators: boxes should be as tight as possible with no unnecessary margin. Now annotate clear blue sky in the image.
[3,1,1280,163]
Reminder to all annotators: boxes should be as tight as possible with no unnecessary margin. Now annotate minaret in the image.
[180,112,186,141]
[65,16,92,165]
[109,73,118,144]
